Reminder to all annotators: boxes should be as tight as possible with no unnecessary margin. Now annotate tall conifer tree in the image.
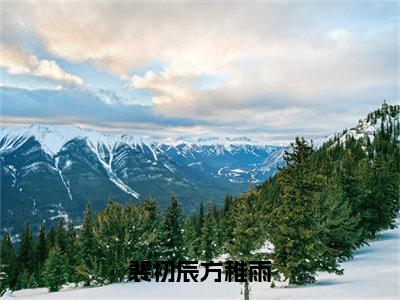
[160,195,185,261]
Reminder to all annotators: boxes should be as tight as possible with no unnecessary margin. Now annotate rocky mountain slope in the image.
[0,125,284,234]
[2,103,398,236]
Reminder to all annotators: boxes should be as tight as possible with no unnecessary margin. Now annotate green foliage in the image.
[160,195,185,261]
[65,221,78,282]
[262,104,399,284]
[200,204,219,261]
[46,227,56,249]
[4,102,398,292]
[55,219,68,253]
[76,203,97,286]
[43,247,68,292]
[269,138,331,284]
[91,201,151,283]
[224,189,266,261]
[18,224,34,275]
[17,270,31,290]
[183,216,198,259]
[140,197,162,263]
[0,233,18,292]
[34,224,48,285]
[223,188,266,300]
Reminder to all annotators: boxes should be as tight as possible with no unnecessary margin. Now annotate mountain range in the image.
[2,102,398,236]
[0,125,285,235]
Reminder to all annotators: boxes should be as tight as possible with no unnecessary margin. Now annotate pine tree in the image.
[160,195,185,262]
[18,224,34,275]
[337,149,369,244]
[270,138,340,285]
[200,204,218,261]
[34,224,48,285]
[46,227,56,249]
[93,201,131,283]
[194,202,204,258]
[362,153,399,236]
[0,233,18,292]
[221,195,235,252]
[317,158,362,260]
[183,216,198,259]
[224,188,266,300]
[17,270,30,290]
[55,219,67,253]
[65,221,78,282]
[43,246,68,292]
[76,204,97,286]
[141,197,162,263]
[90,201,154,283]
[364,121,400,234]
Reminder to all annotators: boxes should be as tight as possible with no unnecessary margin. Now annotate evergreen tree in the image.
[361,153,399,236]
[200,204,218,261]
[91,201,152,283]
[55,219,67,253]
[220,195,235,252]
[65,221,78,282]
[317,159,362,260]
[337,149,369,244]
[0,233,18,292]
[193,202,204,258]
[43,247,68,292]
[18,224,34,275]
[76,204,97,286]
[34,224,48,285]
[160,195,185,261]
[270,138,341,284]
[224,189,266,300]
[141,197,162,263]
[3,103,396,293]
[17,270,31,290]
[183,216,198,259]
[196,202,204,233]
[46,227,56,249]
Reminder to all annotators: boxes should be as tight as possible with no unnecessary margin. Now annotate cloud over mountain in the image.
[0,2,397,138]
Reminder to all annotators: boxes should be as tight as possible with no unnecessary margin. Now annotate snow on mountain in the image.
[314,102,400,148]
[0,124,284,157]
[1,124,286,235]
[0,124,143,156]
[258,148,286,175]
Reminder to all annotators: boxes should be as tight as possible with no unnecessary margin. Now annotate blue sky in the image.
[0,2,398,141]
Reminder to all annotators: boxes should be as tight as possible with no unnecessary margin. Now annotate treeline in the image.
[0,190,266,293]
[1,196,184,292]
[1,103,399,293]
[262,103,399,284]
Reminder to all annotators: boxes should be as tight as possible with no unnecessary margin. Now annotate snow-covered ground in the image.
[3,222,399,300]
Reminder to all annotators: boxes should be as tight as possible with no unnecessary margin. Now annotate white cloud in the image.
[1,45,83,86]
[32,59,83,85]
[1,2,398,137]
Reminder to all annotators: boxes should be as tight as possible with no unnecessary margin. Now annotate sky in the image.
[0,1,398,141]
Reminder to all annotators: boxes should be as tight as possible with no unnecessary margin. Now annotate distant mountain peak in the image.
[0,124,282,157]
[314,103,399,148]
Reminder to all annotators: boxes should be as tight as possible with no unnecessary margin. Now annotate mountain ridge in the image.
[0,125,285,235]
[0,124,287,157]
[1,103,398,236]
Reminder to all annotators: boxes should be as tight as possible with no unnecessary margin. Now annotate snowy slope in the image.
[0,124,154,157]
[0,124,282,157]
[1,124,286,235]
[314,103,400,148]
[4,220,399,300]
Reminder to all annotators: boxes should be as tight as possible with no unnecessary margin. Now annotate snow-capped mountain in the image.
[315,102,400,147]
[0,124,285,234]
[3,103,397,235]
